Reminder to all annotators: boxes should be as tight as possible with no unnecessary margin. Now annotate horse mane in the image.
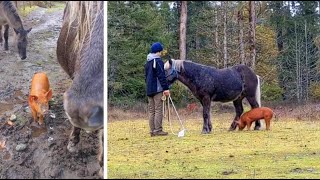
[171,59,192,72]
[1,1,22,25]
[64,1,103,54]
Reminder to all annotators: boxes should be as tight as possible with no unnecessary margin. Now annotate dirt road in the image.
[0,3,101,179]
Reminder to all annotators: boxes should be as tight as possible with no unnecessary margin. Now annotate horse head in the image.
[14,27,32,60]
[61,1,104,133]
[57,2,104,177]
[164,58,179,86]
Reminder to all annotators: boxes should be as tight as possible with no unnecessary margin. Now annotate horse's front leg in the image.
[67,126,81,153]
[201,96,212,134]
[229,98,244,131]
[0,26,3,45]
[98,128,104,178]
[4,25,9,50]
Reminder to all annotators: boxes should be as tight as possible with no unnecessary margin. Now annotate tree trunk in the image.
[196,28,200,59]
[249,1,256,70]
[305,20,309,101]
[295,21,301,102]
[275,2,283,52]
[179,1,187,60]
[223,1,228,68]
[238,7,245,64]
[214,3,220,63]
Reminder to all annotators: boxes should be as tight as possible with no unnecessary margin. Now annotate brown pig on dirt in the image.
[28,72,52,125]
[237,107,274,131]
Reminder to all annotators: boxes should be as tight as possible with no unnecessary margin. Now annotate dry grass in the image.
[108,107,320,179]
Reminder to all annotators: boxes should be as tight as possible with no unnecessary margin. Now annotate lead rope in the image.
[162,94,186,137]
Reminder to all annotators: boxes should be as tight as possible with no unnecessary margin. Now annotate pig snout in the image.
[40,104,49,115]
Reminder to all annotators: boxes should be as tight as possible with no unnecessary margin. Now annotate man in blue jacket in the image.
[145,42,170,137]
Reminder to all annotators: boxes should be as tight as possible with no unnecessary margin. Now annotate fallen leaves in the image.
[7,120,14,126]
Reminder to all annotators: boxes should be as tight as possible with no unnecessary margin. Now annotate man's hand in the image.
[163,90,170,96]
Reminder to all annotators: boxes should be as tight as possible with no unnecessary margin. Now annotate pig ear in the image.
[46,89,52,100]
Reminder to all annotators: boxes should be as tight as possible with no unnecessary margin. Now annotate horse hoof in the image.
[254,126,261,130]
[201,130,210,134]
[98,167,103,178]
[67,141,78,153]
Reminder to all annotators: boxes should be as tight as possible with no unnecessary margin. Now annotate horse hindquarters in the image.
[235,65,262,130]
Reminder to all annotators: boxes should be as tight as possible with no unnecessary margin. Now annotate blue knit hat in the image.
[151,42,163,53]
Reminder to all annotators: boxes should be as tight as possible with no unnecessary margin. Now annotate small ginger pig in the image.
[237,107,274,131]
[28,72,52,125]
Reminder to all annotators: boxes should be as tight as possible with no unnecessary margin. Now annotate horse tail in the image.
[255,75,261,107]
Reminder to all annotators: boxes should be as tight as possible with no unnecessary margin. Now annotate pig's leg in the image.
[31,108,38,123]
[247,121,253,131]
[39,114,44,125]
[265,118,271,130]
[67,126,81,153]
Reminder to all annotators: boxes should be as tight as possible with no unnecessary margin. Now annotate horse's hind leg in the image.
[4,25,9,50]
[67,126,81,153]
[201,96,212,134]
[246,96,261,130]
[229,98,244,131]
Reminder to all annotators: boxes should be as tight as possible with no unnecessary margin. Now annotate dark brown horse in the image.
[0,1,32,60]
[164,59,261,134]
[56,1,104,177]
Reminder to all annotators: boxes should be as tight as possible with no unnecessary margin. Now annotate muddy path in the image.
[0,4,101,179]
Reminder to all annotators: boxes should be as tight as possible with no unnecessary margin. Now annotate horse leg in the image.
[246,96,261,130]
[98,129,104,178]
[0,26,2,45]
[67,126,81,153]
[229,98,244,131]
[4,25,9,50]
[201,96,211,134]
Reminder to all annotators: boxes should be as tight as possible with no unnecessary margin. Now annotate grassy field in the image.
[108,112,320,179]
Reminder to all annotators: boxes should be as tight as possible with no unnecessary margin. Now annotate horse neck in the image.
[0,2,23,29]
[176,62,197,91]
[77,8,103,84]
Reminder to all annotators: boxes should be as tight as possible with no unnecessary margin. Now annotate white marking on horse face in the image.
[164,59,175,70]
[164,61,170,70]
